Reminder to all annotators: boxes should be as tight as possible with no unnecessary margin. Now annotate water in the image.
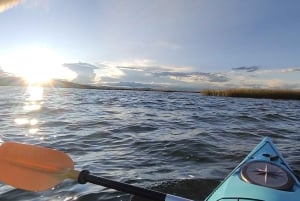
[0,86,299,201]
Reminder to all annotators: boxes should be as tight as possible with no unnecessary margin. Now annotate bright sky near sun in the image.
[0,0,300,90]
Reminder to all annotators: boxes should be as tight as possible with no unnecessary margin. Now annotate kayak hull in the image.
[205,137,300,201]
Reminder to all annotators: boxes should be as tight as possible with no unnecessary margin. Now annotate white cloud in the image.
[101,59,192,73]
[63,62,97,84]
[280,67,300,73]
[94,66,125,82]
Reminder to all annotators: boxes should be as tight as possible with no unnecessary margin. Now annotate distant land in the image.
[0,76,26,86]
[2,76,299,100]
[0,75,198,93]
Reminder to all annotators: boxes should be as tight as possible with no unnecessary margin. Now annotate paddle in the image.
[0,142,192,201]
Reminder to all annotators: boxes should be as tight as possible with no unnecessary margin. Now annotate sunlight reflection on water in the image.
[14,86,44,139]
[27,86,44,99]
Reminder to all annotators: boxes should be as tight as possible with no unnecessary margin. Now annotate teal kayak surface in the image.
[205,137,300,201]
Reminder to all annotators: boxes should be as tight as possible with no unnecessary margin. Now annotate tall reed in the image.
[201,89,300,100]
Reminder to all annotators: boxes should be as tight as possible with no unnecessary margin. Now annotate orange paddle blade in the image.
[0,142,76,191]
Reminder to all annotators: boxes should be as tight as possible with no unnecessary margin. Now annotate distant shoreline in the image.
[201,88,300,100]
[2,77,300,99]
[0,78,199,93]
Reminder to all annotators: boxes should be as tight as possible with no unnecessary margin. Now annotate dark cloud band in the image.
[232,66,259,72]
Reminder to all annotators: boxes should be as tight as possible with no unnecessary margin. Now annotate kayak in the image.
[205,137,300,201]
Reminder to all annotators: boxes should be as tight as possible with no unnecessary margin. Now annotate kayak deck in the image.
[205,137,300,201]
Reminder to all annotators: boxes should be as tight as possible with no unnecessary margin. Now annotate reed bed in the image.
[201,89,300,100]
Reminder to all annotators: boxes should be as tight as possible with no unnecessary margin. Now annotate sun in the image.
[1,46,77,85]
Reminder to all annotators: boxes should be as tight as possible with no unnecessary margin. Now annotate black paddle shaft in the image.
[78,170,166,201]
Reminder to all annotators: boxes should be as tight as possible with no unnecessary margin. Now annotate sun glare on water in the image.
[14,86,45,138]
[1,46,77,85]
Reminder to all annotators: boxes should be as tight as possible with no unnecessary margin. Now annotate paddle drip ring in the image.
[240,161,294,191]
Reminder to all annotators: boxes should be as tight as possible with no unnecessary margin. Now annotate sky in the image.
[0,0,300,90]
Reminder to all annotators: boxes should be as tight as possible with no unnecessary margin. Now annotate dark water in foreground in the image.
[0,86,299,201]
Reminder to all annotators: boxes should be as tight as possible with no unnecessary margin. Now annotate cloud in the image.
[63,62,126,84]
[60,60,299,90]
[110,81,162,89]
[95,59,193,83]
[0,0,22,12]
[94,66,125,82]
[107,59,192,73]
[63,62,98,84]
[226,66,300,90]
[153,72,230,83]
[232,66,260,72]
[264,79,300,89]
[94,60,231,90]
[280,67,300,73]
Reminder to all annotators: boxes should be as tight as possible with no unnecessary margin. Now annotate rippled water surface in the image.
[0,86,299,201]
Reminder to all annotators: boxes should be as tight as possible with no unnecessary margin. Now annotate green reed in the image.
[201,89,300,100]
